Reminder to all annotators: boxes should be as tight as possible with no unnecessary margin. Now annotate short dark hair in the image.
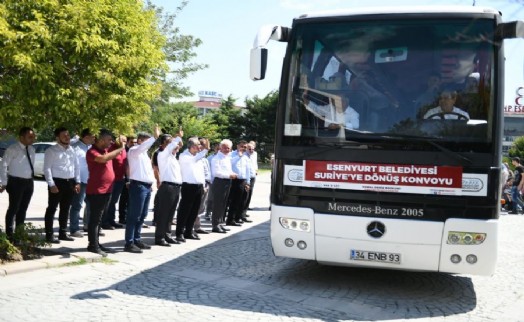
[97,128,113,139]
[159,134,172,145]
[80,128,93,138]
[54,127,68,137]
[136,132,151,141]
[512,157,521,164]
[19,127,34,137]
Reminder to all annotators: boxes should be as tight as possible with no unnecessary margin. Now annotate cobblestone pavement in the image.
[0,173,523,321]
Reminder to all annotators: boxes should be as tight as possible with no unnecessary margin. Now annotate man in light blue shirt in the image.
[69,129,94,237]
[226,140,252,226]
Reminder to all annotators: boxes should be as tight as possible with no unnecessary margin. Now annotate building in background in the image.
[190,90,245,116]
[503,87,524,155]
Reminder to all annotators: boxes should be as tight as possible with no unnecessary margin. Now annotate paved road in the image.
[0,173,523,321]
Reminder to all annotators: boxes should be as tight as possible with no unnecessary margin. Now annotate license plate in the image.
[350,249,401,264]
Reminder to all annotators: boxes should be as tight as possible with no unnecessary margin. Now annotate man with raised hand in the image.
[155,130,184,246]
[124,125,160,253]
[85,129,126,257]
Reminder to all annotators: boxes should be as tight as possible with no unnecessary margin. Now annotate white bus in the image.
[250,6,524,275]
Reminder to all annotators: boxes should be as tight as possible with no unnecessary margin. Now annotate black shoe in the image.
[134,241,151,249]
[58,233,74,241]
[195,229,209,234]
[111,222,124,229]
[98,230,105,237]
[98,245,114,253]
[242,218,253,223]
[184,233,200,240]
[219,225,230,231]
[212,227,227,233]
[101,225,115,230]
[165,237,180,244]
[226,221,241,226]
[175,235,186,243]
[124,244,143,253]
[508,211,519,214]
[46,235,60,244]
[236,219,244,224]
[142,223,149,228]
[155,240,171,247]
[248,208,253,211]
[87,247,107,257]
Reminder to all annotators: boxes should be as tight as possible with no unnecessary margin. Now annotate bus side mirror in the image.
[250,47,268,81]
[495,21,524,40]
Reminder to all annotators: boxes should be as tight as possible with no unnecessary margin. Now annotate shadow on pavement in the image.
[71,221,477,321]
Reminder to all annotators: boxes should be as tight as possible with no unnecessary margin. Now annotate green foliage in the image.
[508,136,524,161]
[0,223,49,263]
[0,229,21,263]
[205,95,244,141]
[13,223,49,258]
[243,91,278,161]
[0,0,206,136]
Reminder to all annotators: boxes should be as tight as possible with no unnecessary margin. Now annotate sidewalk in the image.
[0,172,272,276]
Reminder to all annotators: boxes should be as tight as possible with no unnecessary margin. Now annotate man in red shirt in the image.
[85,129,126,256]
[100,139,127,230]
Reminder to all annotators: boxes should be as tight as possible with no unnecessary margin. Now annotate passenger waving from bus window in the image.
[303,92,360,136]
[423,90,470,120]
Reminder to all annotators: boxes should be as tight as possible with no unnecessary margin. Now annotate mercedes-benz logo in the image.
[367,221,386,238]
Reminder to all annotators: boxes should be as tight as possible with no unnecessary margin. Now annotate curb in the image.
[0,249,104,277]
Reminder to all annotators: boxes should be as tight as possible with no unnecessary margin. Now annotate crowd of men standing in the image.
[0,126,259,257]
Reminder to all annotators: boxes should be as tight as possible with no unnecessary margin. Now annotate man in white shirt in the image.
[175,137,209,242]
[193,137,212,235]
[124,126,160,253]
[305,94,360,137]
[423,90,470,120]
[210,139,238,233]
[69,129,94,238]
[0,127,36,242]
[43,127,81,243]
[154,132,183,246]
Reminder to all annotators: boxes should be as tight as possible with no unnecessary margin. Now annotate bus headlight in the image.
[279,217,311,232]
[447,231,486,245]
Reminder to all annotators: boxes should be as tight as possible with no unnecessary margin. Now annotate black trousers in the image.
[244,176,256,210]
[44,178,76,235]
[86,193,111,248]
[119,182,129,222]
[211,178,231,228]
[155,182,181,241]
[227,179,248,223]
[175,183,203,236]
[5,176,34,236]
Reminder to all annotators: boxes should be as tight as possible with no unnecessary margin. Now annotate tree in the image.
[243,91,278,161]
[508,136,524,161]
[0,0,195,134]
[146,1,207,103]
[205,95,244,140]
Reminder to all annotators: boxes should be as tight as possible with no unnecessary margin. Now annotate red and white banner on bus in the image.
[284,161,488,196]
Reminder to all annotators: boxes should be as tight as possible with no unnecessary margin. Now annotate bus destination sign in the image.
[283,161,488,196]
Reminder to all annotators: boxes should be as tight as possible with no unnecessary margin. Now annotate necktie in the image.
[26,146,34,177]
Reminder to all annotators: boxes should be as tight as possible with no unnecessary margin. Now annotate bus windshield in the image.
[283,18,496,152]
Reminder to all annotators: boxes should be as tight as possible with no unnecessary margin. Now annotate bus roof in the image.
[296,6,500,20]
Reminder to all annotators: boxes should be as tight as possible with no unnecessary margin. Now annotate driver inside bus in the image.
[423,90,470,120]
[303,92,360,135]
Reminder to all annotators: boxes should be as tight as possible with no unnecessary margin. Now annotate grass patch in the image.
[63,258,88,267]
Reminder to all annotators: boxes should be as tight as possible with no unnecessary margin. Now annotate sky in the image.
[150,0,524,106]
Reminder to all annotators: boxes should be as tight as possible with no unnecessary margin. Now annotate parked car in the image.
[33,142,55,177]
